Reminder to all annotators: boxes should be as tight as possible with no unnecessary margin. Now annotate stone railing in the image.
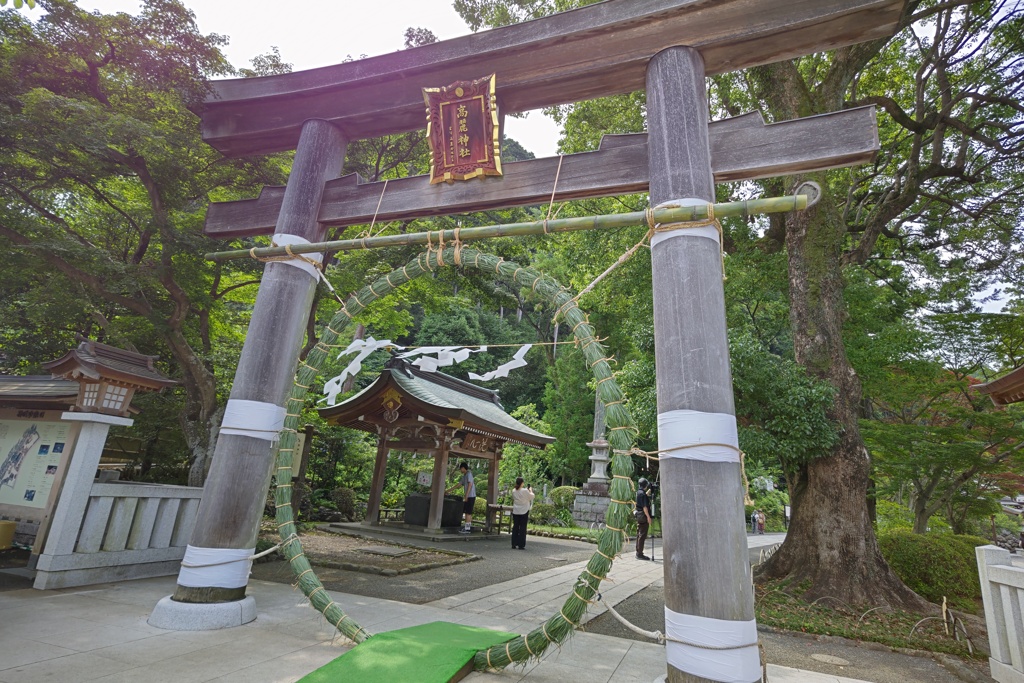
[34,482,202,590]
[977,545,1024,683]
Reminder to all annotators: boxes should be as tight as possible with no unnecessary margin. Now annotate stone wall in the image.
[572,483,610,527]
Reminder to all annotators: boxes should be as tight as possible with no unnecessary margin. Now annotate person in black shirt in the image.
[635,477,653,560]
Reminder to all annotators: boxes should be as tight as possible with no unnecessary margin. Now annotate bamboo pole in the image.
[205,194,807,262]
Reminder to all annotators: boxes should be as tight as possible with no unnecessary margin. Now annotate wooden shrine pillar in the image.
[364,428,391,526]
[486,443,501,530]
[172,119,346,604]
[646,48,758,683]
[427,428,453,530]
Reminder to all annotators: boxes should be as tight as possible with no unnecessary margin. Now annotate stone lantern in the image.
[42,339,176,417]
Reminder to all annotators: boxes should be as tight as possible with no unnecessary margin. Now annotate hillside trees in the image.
[0,0,290,484]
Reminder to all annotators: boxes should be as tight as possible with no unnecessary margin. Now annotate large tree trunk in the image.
[162,326,221,487]
[755,183,930,610]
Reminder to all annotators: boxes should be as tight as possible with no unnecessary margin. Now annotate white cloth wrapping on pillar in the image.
[650,197,721,248]
[177,545,255,589]
[269,234,323,278]
[664,608,760,683]
[657,409,739,463]
[219,399,287,441]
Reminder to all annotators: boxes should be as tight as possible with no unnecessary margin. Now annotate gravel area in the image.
[251,530,597,604]
[260,529,475,576]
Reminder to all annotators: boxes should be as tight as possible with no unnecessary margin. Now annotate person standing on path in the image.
[757,510,766,535]
[510,477,534,549]
[635,477,653,560]
[446,462,476,534]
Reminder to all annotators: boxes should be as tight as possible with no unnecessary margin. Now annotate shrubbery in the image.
[877,531,988,612]
[529,502,560,525]
[549,486,579,510]
[329,487,356,519]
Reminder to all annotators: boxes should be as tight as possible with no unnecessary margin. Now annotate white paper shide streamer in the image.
[657,409,739,463]
[398,346,488,372]
[178,545,255,589]
[322,337,398,406]
[220,399,287,441]
[469,344,532,382]
[664,609,760,683]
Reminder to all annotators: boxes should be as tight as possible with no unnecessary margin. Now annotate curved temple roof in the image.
[319,358,553,449]
[975,365,1024,406]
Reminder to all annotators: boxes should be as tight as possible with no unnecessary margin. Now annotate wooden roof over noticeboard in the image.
[42,339,176,391]
[193,0,903,156]
[0,376,79,410]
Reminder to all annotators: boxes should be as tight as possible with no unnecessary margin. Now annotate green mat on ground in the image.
[297,621,519,683]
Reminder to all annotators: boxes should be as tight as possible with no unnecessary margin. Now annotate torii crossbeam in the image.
[156,2,903,682]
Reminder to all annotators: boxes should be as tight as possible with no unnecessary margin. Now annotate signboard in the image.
[416,470,432,487]
[0,412,72,509]
[423,74,502,184]
[460,433,495,454]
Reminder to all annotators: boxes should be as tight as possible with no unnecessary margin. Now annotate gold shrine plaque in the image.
[423,74,502,184]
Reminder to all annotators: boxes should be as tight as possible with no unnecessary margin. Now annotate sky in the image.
[20,0,563,157]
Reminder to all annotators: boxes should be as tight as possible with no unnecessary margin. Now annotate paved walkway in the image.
[430,534,782,626]
[0,533,880,683]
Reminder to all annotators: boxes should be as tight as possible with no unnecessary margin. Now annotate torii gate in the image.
[153,2,901,681]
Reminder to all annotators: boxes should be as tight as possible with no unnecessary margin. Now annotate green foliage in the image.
[877,532,987,611]
[498,405,552,500]
[549,485,578,510]
[0,0,291,482]
[862,357,1024,533]
[304,422,377,494]
[528,502,559,525]
[750,488,790,532]
[542,347,594,485]
[874,500,913,534]
[329,488,356,518]
[730,332,838,477]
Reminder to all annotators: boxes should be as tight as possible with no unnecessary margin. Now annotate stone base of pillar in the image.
[148,595,256,631]
[572,482,611,527]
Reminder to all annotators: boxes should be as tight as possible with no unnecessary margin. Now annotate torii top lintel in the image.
[195,0,902,157]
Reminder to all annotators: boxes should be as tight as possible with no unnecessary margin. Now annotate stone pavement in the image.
[0,576,872,683]
[0,533,888,683]
[430,533,782,627]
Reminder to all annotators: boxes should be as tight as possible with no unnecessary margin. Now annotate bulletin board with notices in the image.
[0,410,75,510]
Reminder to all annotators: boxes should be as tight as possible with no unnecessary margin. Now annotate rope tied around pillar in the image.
[646,203,726,280]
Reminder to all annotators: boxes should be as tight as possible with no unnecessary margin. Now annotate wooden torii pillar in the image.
[164,1,901,678]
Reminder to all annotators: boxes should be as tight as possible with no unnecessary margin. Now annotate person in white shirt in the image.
[510,477,535,549]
